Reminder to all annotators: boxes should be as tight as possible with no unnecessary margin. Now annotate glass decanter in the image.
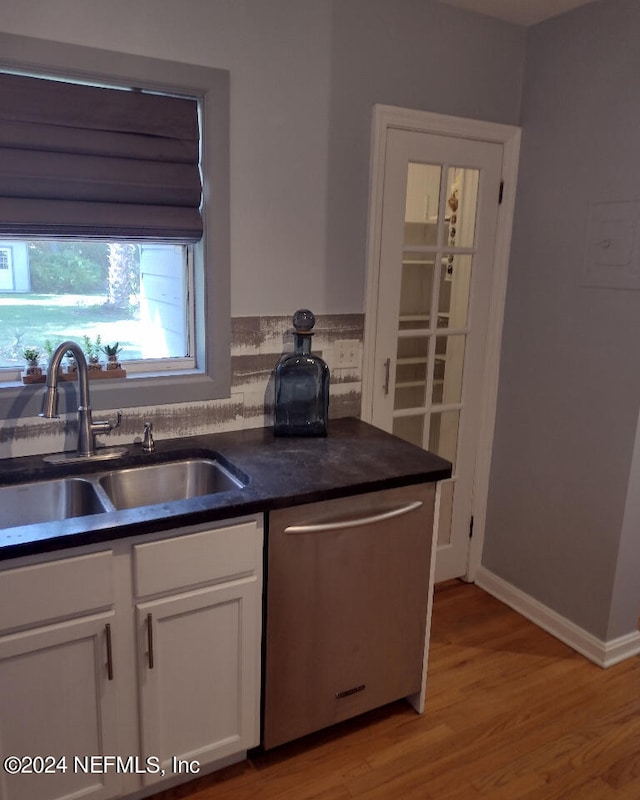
[274,309,330,436]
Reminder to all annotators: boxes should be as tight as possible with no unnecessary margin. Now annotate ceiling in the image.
[436,0,598,26]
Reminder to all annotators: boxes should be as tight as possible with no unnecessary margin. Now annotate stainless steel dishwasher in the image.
[263,482,436,749]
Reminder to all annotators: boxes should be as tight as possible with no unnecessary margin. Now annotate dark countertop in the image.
[0,417,452,561]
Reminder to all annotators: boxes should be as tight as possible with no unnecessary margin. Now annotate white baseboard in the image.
[474,566,640,668]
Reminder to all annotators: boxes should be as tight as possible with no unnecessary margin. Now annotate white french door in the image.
[362,107,520,583]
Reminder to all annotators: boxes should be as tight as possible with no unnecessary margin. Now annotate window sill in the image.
[0,368,224,421]
[21,368,127,384]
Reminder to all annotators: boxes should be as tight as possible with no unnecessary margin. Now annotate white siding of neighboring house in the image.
[0,242,30,292]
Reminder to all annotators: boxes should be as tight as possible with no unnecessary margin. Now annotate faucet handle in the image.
[91,411,122,437]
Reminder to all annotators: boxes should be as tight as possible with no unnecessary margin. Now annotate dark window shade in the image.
[0,72,202,241]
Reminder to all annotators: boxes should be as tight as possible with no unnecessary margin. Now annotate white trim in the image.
[475,566,640,668]
[362,105,521,581]
[466,123,521,581]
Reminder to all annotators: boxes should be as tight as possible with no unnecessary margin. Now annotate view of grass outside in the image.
[0,293,142,368]
[0,242,140,368]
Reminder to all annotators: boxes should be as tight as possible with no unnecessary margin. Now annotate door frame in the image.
[361,105,521,581]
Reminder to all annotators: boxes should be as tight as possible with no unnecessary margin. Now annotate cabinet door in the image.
[0,613,120,800]
[136,578,260,785]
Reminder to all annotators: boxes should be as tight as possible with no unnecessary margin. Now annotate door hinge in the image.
[469,515,474,539]
[498,180,504,205]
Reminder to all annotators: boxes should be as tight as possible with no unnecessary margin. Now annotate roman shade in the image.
[0,72,202,241]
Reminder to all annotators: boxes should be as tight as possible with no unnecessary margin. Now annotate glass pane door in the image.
[368,124,504,582]
[392,163,479,547]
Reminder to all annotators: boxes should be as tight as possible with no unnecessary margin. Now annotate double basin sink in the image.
[0,455,246,530]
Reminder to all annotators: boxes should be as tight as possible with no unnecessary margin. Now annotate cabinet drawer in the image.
[134,519,259,597]
[0,551,113,632]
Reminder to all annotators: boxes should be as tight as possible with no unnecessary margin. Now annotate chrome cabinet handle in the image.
[147,613,154,669]
[284,500,423,534]
[105,623,114,681]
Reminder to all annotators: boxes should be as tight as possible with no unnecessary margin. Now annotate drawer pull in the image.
[105,623,114,681]
[284,500,423,534]
[147,613,155,669]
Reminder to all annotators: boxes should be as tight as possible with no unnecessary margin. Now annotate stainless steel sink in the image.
[98,458,245,510]
[0,477,109,528]
[0,454,246,532]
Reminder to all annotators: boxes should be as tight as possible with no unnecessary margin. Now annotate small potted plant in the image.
[43,339,63,375]
[101,341,123,370]
[23,347,42,377]
[43,339,54,365]
[83,334,103,371]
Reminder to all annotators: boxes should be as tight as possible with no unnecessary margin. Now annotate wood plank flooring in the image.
[150,581,640,800]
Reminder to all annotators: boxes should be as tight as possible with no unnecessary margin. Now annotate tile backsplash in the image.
[0,313,364,459]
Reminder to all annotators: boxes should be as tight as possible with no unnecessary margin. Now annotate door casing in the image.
[361,105,521,581]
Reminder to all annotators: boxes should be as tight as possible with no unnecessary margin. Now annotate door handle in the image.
[383,357,391,396]
[146,613,155,669]
[105,623,114,681]
[284,500,423,533]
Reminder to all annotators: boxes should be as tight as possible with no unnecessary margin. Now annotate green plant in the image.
[22,347,40,363]
[82,334,102,360]
[100,341,122,357]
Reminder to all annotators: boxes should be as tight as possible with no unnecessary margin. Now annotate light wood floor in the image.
[151,581,640,800]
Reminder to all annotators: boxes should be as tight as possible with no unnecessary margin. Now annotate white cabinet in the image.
[0,515,263,800]
[0,552,120,800]
[133,521,262,787]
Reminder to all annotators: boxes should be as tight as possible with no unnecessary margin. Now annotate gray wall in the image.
[324,0,524,311]
[483,0,640,641]
[0,0,524,318]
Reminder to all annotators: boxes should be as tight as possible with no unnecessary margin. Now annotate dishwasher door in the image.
[263,482,436,749]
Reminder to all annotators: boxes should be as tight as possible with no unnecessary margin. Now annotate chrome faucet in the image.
[40,340,127,463]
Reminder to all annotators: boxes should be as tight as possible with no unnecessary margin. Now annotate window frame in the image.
[0,32,230,419]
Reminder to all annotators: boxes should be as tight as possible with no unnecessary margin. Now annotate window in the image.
[0,240,193,375]
[0,32,230,419]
